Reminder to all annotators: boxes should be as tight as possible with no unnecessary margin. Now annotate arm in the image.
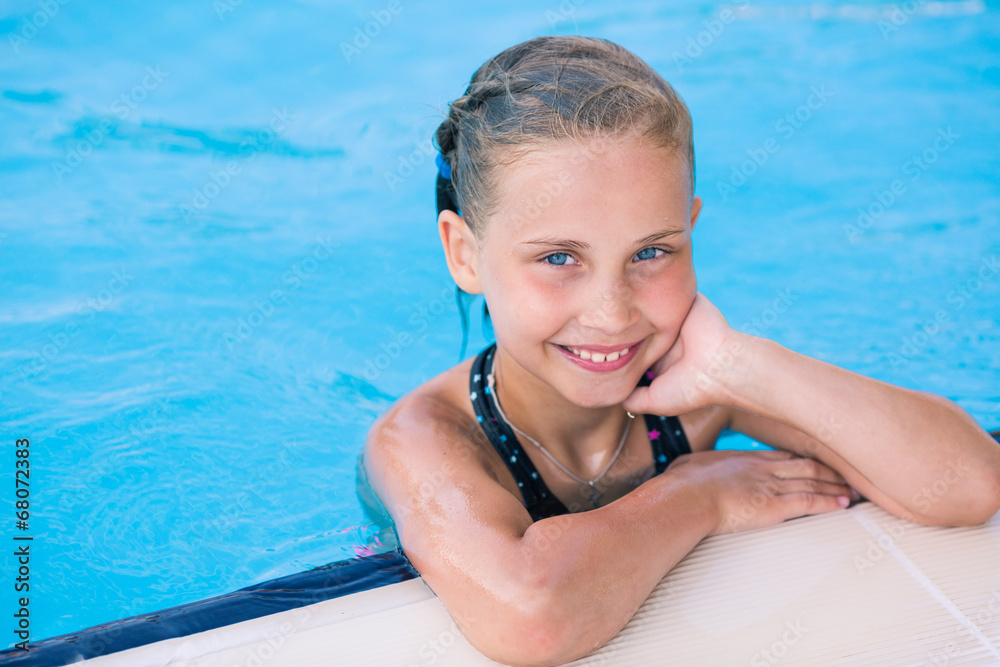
[722,341,1000,525]
[625,294,1000,527]
[365,392,852,666]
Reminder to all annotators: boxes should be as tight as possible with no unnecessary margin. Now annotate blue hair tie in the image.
[435,152,452,180]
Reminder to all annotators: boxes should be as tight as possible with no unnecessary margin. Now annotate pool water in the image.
[2,0,998,644]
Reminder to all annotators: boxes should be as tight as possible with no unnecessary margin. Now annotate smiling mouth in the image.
[558,343,634,364]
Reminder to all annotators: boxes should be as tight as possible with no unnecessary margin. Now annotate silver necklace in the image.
[487,354,633,508]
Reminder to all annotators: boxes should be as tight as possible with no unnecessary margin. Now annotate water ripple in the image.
[53,116,346,160]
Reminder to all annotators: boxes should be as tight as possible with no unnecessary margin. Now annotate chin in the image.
[563,379,637,410]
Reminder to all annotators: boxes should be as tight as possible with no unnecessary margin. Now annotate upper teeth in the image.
[567,346,629,363]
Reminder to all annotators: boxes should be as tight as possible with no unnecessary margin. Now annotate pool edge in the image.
[0,549,418,666]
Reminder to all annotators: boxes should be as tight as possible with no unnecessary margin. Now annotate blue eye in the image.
[635,248,673,259]
[544,253,572,266]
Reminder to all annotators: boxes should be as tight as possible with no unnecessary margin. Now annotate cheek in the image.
[489,269,573,338]
[517,273,570,323]
[640,261,697,329]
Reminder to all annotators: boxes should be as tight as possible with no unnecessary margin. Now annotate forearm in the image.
[723,334,1000,523]
[512,470,714,665]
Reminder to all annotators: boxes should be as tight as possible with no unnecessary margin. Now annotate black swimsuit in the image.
[469,343,691,521]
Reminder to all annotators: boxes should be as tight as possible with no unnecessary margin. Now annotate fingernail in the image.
[838,496,850,507]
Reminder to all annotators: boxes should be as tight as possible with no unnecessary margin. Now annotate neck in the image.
[491,345,631,477]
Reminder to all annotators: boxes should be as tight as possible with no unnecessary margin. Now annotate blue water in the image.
[2,0,998,645]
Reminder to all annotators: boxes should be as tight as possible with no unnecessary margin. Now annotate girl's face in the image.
[475,137,701,408]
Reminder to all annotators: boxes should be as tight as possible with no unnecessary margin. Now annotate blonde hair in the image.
[435,36,695,236]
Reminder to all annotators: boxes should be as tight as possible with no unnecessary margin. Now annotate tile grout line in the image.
[848,506,1000,660]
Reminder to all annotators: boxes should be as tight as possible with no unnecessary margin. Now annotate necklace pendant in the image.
[587,483,601,507]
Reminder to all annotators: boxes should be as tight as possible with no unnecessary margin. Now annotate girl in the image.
[363,36,1000,666]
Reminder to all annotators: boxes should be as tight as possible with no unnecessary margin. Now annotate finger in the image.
[747,450,800,461]
[622,387,655,415]
[768,478,854,498]
[769,456,848,485]
[776,491,851,519]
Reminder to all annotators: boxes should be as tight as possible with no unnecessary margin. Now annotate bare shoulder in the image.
[364,358,527,545]
[365,357,489,475]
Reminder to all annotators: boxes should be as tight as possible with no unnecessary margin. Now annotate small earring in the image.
[626,411,635,419]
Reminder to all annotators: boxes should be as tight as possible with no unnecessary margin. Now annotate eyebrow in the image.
[520,228,686,250]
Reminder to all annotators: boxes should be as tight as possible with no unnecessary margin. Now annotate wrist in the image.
[695,330,760,408]
[656,465,721,539]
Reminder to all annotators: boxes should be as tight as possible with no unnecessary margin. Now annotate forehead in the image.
[487,137,692,241]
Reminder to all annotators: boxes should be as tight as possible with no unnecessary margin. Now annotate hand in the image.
[668,450,857,535]
[624,293,746,416]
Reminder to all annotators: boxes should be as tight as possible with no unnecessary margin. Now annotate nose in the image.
[576,274,637,334]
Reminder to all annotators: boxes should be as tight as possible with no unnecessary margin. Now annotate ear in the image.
[689,195,703,231]
[438,210,483,294]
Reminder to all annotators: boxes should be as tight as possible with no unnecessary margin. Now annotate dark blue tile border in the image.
[0,550,418,666]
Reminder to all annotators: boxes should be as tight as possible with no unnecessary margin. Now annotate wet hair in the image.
[434,35,695,236]
[435,36,695,358]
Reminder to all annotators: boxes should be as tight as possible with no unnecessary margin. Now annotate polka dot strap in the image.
[470,343,570,521]
[636,370,692,473]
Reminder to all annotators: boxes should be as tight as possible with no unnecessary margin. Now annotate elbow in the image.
[462,573,596,666]
[955,439,1000,526]
[465,597,584,667]
[905,408,1000,527]
[965,460,1000,526]
[494,613,578,667]
[909,455,1000,527]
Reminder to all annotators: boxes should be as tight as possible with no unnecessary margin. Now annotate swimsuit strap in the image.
[469,343,692,521]
[470,344,570,520]
[646,414,690,473]
[635,369,691,473]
